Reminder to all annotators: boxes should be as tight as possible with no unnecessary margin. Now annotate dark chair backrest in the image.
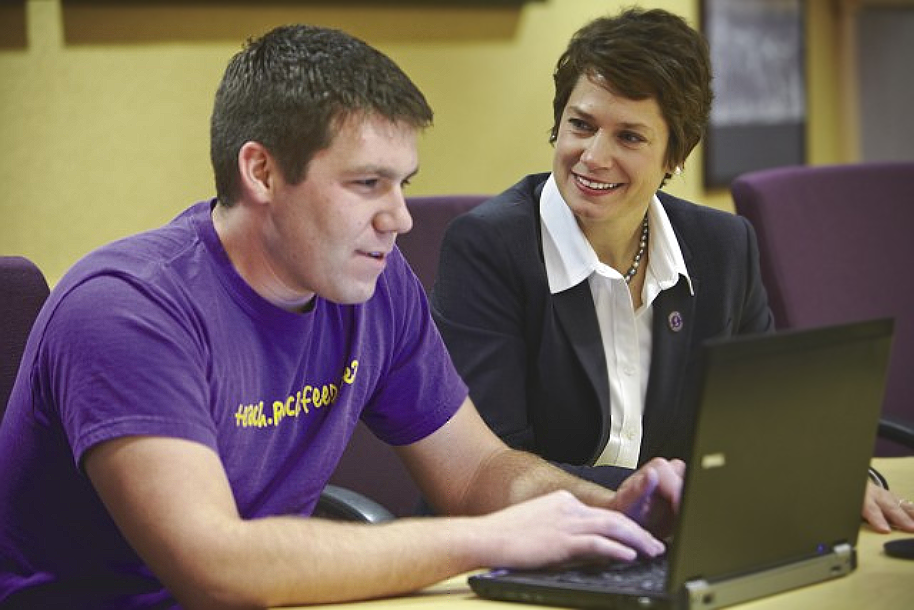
[1,256,50,418]
[328,194,488,516]
[327,422,418,518]
[731,162,914,455]
[397,195,489,292]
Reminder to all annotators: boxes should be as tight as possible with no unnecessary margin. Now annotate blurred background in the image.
[2,0,912,284]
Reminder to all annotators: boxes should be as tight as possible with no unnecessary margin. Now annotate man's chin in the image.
[323,282,378,306]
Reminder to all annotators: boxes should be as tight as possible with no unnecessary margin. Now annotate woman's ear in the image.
[237,141,276,204]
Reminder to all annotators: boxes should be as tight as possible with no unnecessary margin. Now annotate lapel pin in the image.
[668,311,683,332]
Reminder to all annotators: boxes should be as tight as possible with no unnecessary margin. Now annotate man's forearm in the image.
[459,447,616,514]
[185,515,484,608]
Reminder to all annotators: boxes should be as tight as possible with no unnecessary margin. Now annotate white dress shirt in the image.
[539,174,693,468]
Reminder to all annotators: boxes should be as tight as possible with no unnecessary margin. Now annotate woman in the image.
[431,7,912,531]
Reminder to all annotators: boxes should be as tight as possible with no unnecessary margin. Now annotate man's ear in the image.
[237,141,276,203]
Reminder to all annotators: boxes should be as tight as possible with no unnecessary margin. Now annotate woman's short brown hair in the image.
[551,8,712,176]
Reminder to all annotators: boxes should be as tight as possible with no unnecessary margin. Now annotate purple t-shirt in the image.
[0,200,467,608]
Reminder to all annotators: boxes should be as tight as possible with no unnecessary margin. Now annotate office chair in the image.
[1,256,50,420]
[314,483,396,523]
[398,195,490,292]
[321,422,415,523]
[320,195,489,521]
[731,162,914,455]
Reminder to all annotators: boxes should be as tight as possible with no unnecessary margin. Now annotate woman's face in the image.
[552,74,672,232]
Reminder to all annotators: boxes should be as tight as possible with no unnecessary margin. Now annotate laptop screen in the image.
[668,318,893,587]
[469,318,894,610]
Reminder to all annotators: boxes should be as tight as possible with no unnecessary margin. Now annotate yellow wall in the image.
[1,0,845,284]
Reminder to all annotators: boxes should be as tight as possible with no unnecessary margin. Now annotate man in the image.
[0,25,682,608]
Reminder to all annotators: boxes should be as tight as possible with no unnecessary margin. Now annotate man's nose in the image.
[376,190,413,235]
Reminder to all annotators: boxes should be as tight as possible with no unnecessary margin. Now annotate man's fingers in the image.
[578,506,666,558]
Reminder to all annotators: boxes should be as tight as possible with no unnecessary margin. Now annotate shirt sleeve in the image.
[357,249,468,446]
[38,274,219,468]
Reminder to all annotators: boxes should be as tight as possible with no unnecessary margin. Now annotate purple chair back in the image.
[397,195,489,292]
[329,194,487,516]
[731,162,914,454]
[1,256,50,418]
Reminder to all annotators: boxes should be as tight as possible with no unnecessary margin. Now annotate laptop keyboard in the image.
[548,556,669,594]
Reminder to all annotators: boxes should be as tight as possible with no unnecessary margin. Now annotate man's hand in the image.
[861,480,914,533]
[474,489,666,569]
[608,457,685,540]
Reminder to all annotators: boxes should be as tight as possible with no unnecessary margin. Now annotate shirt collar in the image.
[540,174,596,293]
[540,173,693,296]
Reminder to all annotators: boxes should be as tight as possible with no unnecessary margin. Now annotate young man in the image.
[0,25,683,608]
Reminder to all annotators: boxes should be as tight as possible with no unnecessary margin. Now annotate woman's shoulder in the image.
[467,173,548,220]
[658,191,748,233]
[440,174,549,276]
[448,174,547,242]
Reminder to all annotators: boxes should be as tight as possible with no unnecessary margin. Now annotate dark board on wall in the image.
[702,0,806,188]
[857,7,914,162]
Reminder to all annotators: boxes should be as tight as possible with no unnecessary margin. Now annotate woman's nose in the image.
[580,132,614,169]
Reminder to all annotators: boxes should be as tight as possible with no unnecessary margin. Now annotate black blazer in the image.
[431,173,774,488]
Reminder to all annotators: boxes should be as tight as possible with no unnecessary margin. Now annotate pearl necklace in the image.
[622,214,649,284]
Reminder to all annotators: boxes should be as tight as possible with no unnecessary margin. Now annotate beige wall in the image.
[1,0,846,284]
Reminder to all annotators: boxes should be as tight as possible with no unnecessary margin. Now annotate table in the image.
[282,457,914,609]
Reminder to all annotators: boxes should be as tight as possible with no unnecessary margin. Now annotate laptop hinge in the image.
[682,543,855,609]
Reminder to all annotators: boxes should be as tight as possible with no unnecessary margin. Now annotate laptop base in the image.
[469,568,671,609]
[469,543,854,610]
[684,543,855,609]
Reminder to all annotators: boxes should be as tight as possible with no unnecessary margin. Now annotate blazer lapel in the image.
[641,277,697,459]
[552,282,612,460]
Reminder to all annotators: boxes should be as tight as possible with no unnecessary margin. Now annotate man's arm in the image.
[85,402,672,608]
[397,398,683,534]
[86,435,483,608]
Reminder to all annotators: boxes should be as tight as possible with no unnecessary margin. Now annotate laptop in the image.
[469,318,894,609]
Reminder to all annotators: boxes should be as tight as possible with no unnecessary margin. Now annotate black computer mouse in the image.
[884,538,914,560]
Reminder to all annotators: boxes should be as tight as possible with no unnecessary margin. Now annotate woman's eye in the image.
[568,118,594,132]
[620,132,646,144]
